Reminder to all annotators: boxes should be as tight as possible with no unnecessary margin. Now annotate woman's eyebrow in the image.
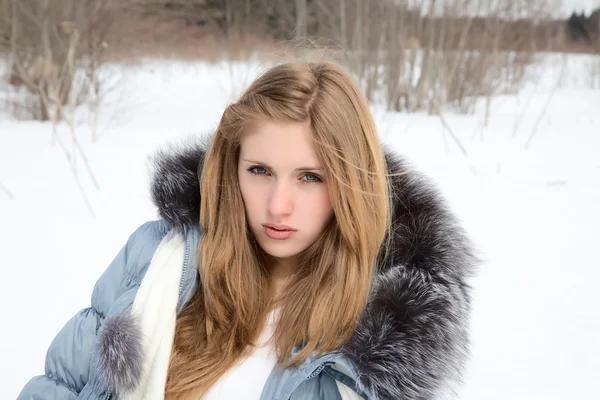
[242,159,324,171]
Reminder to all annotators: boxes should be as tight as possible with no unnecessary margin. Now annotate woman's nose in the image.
[268,180,294,217]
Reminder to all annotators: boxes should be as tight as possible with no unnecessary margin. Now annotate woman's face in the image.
[238,120,334,267]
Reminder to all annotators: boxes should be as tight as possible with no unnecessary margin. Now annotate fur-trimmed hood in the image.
[147,137,476,399]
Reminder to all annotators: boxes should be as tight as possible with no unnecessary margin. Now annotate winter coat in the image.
[17,140,476,400]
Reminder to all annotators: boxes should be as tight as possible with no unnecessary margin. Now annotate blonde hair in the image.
[165,61,390,399]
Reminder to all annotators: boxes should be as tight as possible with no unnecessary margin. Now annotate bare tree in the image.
[0,0,122,217]
[1,0,117,122]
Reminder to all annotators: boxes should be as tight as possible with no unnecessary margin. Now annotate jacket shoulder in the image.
[91,220,172,317]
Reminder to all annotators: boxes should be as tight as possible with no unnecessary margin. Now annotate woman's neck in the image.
[268,257,297,302]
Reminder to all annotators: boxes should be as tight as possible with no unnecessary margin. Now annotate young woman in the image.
[18,61,475,399]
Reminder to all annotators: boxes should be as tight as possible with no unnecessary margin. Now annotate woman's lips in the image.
[263,224,296,240]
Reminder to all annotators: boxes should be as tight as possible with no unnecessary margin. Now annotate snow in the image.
[1,54,599,399]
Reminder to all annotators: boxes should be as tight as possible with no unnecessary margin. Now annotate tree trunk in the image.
[295,0,307,39]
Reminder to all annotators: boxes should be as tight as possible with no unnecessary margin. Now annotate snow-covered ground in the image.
[1,54,599,399]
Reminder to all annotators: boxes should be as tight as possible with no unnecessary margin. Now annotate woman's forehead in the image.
[239,121,323,169]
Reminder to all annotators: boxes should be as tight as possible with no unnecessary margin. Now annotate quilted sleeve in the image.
[17,221,166,399]
[17,307,103,400]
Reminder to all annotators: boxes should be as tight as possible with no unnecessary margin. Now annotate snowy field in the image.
[1,54,599,399]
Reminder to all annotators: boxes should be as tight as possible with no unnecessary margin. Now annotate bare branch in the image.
[0,181,14,199]
[525,54,567,149]
[439,113,469,157]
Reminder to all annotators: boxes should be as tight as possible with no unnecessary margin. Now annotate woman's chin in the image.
[258,241,303,261]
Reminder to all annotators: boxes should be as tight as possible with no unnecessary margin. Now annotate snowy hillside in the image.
[1,55,599,399]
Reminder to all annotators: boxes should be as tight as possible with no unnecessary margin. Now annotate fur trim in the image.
[338,151,475,399]
[145,138,476,399]
[97,311,144,394]
[150,136,210,233]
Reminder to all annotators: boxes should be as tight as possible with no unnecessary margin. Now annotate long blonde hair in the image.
[165,61,390,399]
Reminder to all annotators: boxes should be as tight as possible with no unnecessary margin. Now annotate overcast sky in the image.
[563,0,599,14]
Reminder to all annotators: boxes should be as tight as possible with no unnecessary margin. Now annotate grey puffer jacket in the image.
[18,140,476,399]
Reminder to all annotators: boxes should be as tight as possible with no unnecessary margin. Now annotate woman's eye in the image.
[302,173,322,183]
[247,167,321,183]
[248,166,269,175]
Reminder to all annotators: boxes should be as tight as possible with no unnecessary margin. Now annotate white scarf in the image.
[120,232,185,400]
